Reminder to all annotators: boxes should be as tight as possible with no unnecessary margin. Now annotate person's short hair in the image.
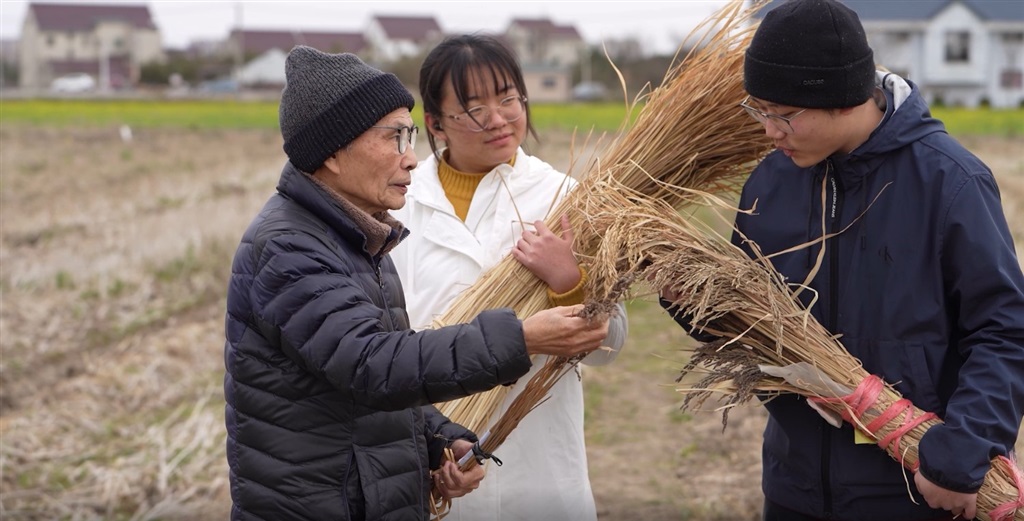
[744,0,876,109]
[279,46,415,172]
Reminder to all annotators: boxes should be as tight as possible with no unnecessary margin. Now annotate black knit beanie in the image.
[744,0,875,109]
[279,46,415,173]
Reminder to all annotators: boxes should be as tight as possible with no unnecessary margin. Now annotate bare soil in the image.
[0,126,1020,520]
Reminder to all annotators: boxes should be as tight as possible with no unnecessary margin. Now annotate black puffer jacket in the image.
[224,163,532,520]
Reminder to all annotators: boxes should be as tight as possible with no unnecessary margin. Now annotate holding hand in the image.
[512,215,582,294]
[433,439,486,499]
[522,304,609,358]
[914,470,978,519]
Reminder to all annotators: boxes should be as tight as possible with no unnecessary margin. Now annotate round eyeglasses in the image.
[444,95,527,132]
[739,96,807,134]
[372,124,418,155]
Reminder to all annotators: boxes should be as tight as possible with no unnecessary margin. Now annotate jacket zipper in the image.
[373,260,395,331]
[820,162,844,519]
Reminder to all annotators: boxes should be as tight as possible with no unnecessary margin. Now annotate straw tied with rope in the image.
[422,1,1024,519]
[580,192,1024,521]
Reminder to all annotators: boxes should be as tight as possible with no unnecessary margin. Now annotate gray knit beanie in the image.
[279,46,415,172]
[745,0,875,109]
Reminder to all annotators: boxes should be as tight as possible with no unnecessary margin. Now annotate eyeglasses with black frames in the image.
[372,124,418,155]
[444,95,527,132]
[739,96,808,134]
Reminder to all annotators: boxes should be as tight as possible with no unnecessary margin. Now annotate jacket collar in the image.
[277,161,408,258]
[409,147,547,214]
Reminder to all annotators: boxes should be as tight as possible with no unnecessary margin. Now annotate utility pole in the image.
[234,2,244,76]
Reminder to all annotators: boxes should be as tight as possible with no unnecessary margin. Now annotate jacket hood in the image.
[861,74,946,155]
[832,73,947,182]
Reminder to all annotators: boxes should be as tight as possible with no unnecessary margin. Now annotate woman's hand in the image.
[512,214,581,294]
[433,439,486,499]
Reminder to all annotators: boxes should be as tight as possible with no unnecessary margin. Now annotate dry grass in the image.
[0,126,282,520]
[1,97,1021,521]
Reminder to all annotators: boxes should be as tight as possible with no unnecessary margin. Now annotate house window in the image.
[542,76,558,89]
[1001,69,1023,89]
[47,35,54,47]
[945,31,970,63]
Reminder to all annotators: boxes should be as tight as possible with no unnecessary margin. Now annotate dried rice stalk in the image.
[432,0,770,436]
[581,192,1024,521]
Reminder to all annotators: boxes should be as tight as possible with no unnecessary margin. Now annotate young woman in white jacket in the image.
[389,34,628,521]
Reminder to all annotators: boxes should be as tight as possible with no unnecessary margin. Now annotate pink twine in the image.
[988,452,1024,521]
[810,375,936,470]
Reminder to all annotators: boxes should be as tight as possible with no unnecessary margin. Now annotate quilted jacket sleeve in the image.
[250,230,533,412]
[422,405,477,470]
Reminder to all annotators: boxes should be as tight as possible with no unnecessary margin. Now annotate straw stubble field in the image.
[0,126,1021,520]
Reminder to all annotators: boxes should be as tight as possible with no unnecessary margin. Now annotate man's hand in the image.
[914,470,978,519]
[433,439,485,499]
[522,305,609,357]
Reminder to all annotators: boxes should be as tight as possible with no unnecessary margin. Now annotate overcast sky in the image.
[0,0,731,55]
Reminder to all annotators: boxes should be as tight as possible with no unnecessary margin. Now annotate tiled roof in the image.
[28,2,157,32]
[232,30,367,55]
[508,18,582,39]
[372,15,441,41]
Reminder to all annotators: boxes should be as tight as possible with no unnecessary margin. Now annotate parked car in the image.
[50,73,96,93]
[197,78,239,93]
[572,81,609,102]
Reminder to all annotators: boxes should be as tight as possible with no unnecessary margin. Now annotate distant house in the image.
[758,0,1024,108]
[364,15,442,63]
[235,47,287,88]
[19,2,164,90]
[504,18,586,103]
[226,29,367,60]
[505,18,586,67]
[521,63,573,103]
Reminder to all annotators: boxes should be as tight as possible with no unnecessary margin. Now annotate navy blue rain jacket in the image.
[224,163,532,520]
[731,80,1024,520]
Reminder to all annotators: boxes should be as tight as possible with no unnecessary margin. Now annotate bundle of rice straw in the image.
[425,1,771,515]
[580,189,1024,521]
[431,0,769,443]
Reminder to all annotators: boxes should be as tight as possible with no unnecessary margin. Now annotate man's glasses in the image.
[444,95,527,132]
[372,125,418,155]
[739,96,807,134]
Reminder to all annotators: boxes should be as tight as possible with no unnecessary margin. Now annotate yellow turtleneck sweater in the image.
[436,153,586,306]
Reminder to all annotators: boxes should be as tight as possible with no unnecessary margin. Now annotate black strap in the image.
[471,442,502,466]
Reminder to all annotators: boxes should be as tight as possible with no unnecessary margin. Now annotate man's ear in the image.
[322,150,345,176]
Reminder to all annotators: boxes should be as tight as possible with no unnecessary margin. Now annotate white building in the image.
[19,2,164,90]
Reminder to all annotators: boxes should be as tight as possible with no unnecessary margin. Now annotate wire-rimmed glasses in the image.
[444,95,527,132]
[739,96,807,134]
[372,124,418,155]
